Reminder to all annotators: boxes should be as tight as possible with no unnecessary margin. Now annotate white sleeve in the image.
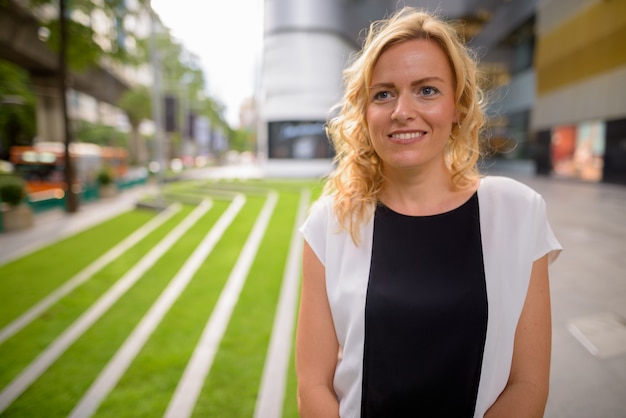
[474,176,562,417]
[532,194,562,264]
[299,195,332,266]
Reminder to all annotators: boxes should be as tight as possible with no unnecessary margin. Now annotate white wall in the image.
[260,32,353,121]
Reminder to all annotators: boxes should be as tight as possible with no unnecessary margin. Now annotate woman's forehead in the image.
[370,39,454,81]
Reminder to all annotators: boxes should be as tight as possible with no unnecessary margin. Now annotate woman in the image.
[296,7,562,418]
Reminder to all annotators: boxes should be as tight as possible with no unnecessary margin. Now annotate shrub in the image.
[0,175,26,206]
[97,169,114,185]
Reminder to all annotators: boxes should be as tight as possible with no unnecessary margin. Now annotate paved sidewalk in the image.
[0,184,157,266]
[519,176,626,418]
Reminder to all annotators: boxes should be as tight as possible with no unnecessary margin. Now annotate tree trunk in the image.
[129,124,147,165]
[60,0,79,213]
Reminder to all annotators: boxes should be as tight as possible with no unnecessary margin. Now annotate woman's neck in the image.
[379,164,476,216]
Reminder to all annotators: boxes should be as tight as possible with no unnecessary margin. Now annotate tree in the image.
[24,0,145,70]
[136,24,233,161]
[74,120,128,147]
[117,86,151,164]
[0,60,37,160]
[6,0,148,212]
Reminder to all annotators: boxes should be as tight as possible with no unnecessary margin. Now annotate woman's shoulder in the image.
[308,193,334,215]
[302,194,335,228]
[478,175,541,202]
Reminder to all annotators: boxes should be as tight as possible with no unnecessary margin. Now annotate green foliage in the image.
[96,168,113,185]
[0,60,37,159]
[22,0,149,70]
[44,18,101,71]
[229,128,254,152]
[117,86,152,127]
[149,29,233,133]
[74,120,128,148]
[0,173,26,206]
[201,96,231,134]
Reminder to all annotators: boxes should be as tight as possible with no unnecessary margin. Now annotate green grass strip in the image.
[0,209,156,329]
[92,196,264,417]
[1,179,326,417]
[282,182,324,418]
[1,204,208,416]
[0,208,188,390]
[282,295,301,418]
[192,188,301,417]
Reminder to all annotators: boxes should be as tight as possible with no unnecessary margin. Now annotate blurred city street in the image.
[1,164,625,417]
[1,0,625,415]
[513,175,626,418]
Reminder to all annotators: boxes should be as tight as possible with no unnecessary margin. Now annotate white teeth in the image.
[390,132,424,140]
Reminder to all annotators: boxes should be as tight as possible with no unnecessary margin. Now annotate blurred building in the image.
[65,0,156,137]
[532,0,626,184]
[257,0,626,184]
[257,0,518,167]
[239,97,257,131]
[0,0,155,143]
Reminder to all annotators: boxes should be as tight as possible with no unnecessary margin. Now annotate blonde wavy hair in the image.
[323,7,486,243]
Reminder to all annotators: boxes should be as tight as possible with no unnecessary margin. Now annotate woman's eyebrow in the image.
[370,76,445,90]
[411,76,445,86]
[370,82,395,90]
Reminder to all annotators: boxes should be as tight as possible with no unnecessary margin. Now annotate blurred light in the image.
[195,156,207,167]
[149,161,160,173]
[134,167,149,178]
[1,95,25,105]
[0,161,14,173]
[23,151,38,163]
[38,26,50,41]
[170,158,183,173]
[38,152,56,163]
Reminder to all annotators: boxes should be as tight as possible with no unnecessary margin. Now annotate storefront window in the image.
[551,120,606,182]
[268,121,334,159]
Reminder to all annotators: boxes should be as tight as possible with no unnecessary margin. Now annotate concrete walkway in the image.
[0,184,158,266]
[520,176,626,418]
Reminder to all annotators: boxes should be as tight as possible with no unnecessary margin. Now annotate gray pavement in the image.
[0,184,158,265]
[0,166,625,417]
[519,176,626,418]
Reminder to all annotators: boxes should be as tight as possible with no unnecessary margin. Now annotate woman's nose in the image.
[391,94,416,122]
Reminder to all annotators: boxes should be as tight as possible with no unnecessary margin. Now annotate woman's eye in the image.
[421,86,439,96]
[373,91,391,100]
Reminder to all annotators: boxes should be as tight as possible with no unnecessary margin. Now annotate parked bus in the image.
[9,142,128,199]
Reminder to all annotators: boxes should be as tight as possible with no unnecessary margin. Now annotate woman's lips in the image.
[388,131,426,144]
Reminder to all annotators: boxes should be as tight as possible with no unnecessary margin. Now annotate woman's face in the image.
[366,38,458,174]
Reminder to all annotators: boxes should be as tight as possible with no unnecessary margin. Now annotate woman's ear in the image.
[453,108,461,125]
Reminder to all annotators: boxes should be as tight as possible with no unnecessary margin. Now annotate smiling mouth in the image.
[389,132,426,142]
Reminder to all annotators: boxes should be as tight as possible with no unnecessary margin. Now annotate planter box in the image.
[99,184,117,198]
[1,203,33,232]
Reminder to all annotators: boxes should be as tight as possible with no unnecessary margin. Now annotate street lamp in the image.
[148,0,164,209]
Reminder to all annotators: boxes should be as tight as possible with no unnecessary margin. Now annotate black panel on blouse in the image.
[361,192,488,417]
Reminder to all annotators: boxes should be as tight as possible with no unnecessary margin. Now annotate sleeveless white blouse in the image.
[300,176,562,417]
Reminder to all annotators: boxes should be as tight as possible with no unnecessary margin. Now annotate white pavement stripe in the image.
[254,189,310,418]
[164,191,279,418]
[69,196,245,418]
[0,203,182,346]
[0,200,212,414]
